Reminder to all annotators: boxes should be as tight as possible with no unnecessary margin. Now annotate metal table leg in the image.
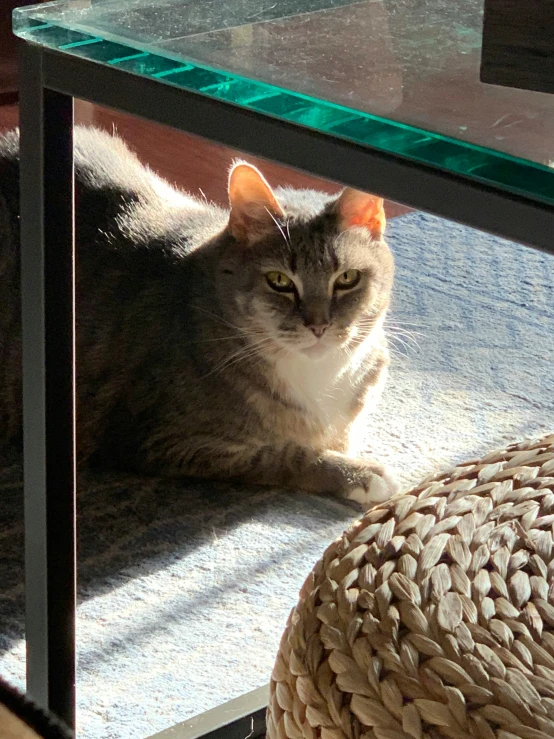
[18,42,77,731]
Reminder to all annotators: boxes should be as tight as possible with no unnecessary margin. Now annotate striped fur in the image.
[0,127,396,504]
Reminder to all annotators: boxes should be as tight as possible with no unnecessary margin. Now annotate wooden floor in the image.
[0,100,411,216]
[0,103,17,132]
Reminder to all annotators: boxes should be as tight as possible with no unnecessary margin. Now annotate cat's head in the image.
[215,162,394,360]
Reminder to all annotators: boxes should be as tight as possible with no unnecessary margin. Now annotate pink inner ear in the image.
[228,163,283,216]
[228,163,284,243]
[349,203,386,233]
[339,191,386,234]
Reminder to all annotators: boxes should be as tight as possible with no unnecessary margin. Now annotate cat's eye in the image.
[266,271,295,293]
[335,269,361,290]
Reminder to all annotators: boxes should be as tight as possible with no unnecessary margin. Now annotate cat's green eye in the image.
[335,269,361,290]
[266,271,295,293]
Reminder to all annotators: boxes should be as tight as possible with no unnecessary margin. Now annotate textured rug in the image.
[0,212,553,738]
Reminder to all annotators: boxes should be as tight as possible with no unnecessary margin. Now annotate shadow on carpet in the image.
[0,454,357,651]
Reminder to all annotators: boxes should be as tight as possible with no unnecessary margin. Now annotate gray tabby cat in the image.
[0,127,396,506]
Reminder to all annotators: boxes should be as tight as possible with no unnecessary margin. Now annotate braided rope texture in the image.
[267,433,554,739]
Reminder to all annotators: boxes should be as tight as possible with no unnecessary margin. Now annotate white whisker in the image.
[201,336,274,379]
[285,219,291,245]
[388,334,419,356]
[182,335,260,346]
[189,304,247,333]
[387,331,422,350]
[264,207,291,249]
[387,327,422,340]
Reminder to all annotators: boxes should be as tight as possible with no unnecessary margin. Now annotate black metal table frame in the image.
[18,37,554,738]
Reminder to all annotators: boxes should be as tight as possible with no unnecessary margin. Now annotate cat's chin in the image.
[300,342,332,360]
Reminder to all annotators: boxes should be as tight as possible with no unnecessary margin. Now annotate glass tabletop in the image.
[13,0,554,204]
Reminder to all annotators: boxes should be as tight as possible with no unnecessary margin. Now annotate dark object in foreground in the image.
[0,677,73,738]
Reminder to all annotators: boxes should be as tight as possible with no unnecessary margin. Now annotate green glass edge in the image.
[12,12,554,206]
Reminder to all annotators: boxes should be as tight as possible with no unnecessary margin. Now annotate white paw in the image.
[347,485,375,506]
[367,473,395,502]
[346,473,397,507]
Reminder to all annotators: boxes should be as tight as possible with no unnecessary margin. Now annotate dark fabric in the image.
[0,677,73,739]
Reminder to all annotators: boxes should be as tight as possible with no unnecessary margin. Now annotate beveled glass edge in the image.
[12,8,554,206]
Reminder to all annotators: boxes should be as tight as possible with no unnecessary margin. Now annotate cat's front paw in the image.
[343,458,398,508]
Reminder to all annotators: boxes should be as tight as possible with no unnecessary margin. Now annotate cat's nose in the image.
[306,323,330,338]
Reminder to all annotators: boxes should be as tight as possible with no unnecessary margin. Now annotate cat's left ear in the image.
[228,162,285,244]
[334,188,386,236]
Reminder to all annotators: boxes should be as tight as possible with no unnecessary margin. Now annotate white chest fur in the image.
[273,334,383,441]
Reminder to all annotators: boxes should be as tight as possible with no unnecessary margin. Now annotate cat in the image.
[0,126,396,506]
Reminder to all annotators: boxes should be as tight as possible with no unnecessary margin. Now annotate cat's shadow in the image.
[0,447,356,655]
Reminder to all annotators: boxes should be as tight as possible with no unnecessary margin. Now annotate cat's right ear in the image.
[228,162,285,245]
[334,188,386,237]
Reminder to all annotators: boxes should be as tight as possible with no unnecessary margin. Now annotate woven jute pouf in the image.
[267,433,554,739]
